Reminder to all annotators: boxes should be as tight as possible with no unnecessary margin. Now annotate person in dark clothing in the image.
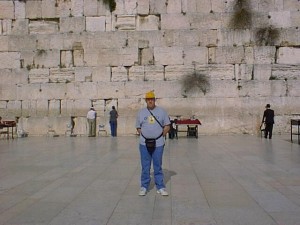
[109,106,118,137]
[262,104,275,139]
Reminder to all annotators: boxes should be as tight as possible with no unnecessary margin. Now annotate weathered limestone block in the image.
[183,47,208,65]
[269,11,291,28]
[16,84,41,100]
[84,49,98,67]
[166,0,181,13]
[35,100,49,117]
[11,19,29,35]
[72,99,91,116]
[48,100,61,116]
[15,1,26,19]
[195,64,235,80]
[56,0,73,17]
[61,99,75,116]
[61,50,73,68]
[29,69,50,84]
[25,1,42,19]
[235,64,253,80]
[41,0,57,18]
[40,83,67,100]
[73,49,84,67]
[35,34,63,50]
[0,84,17,100]
[254,46,276,64]
[75,67,92,82]
[291,11,300,27]
[215,47,245,64]
[272,64,300,80]
[137,15,159,31]
[137,0,150,15]
[1,19,12,35]
[29,20,59,35]
[154,47,183,65]
[115,15,136,31]
[72,0,84,16]
[34,50,60,68]
[86,17,106,32]
[152,80,182,98]
[277,47,300,64]
[127,31,163,48]
[145,65,164,81]
[149,0,167,14]
[0,52,20,69]
[284,0,300,10]
[287,80,300,97]
[119,47,139,66]
[253,64,272,80]
[161,14,190,30]
[124,0,138,14]
[0,1,14,19]
[190,13,223,30]
[211,0,227,12]
[60,17,85,33]
[96,81,126,99]
[244,47,254,64]
[182,0,211,13]
[111,66,128,82]
[84,0,98,16]
[0,36,9,52]
[165,65,194,81]
[9,36,36,51]
[92,66,111,82]
[96,47,138,66]
[238,80,287,97]
[49,68,75,83]
[128,66,145,81]
[66,82,98,100]
[140,48,154,65]
[277,29,300,46]
[0,69,28,85]
[218,29,251,46]
[83,32,127,49]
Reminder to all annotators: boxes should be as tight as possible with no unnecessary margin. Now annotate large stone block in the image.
[29,20,59,35]
[287,80,300,97]
[269,11,291,28]
[0,69,28,85]
[137,15,159,31]
[277,47,300,64]
[0,36,9,51]
[0,1,14,19]
[195,64,235,80]
[149,0,167,14]
[115,15,136,31]
[154,47,183,65]
[127,31,163,48]
[84,0,98,16]
[60,17,85,33]
[25,1,42,19]
[75,67,92,82]
[190,13,223,30]
[182,0,211,13]
[111,66,128,82]
[253,64,272,80]
[1,19,12,35]
[253,46,276,64]
[92,66,111,82]
[41,0,57,18]
[128,66,145,81]
[29,68,50,84]
[166,0,181,13]
[144,65,164,81]
[165,65,194,81]
[34,49,60,68]
[161,14,190,30]
[272,64,300,80]
[49,68,75,83]
[0,84,18,100]
[0,52,20,69]
[15,1,26,19]
[8,36,36,51]
[214,46,245,64]
[183,47,208,65]
[40,83,67,100]
[137,0,150,15]
[140,47,154,65]
[72,0,84,17]
[96,81,126,99]
[152,80,182,98]
[235,64,253,80]
[218,29,251,46]
[86,16,106,32]
[11,19,29,35]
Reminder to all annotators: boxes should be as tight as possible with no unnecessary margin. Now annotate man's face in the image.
[145,98,155,109]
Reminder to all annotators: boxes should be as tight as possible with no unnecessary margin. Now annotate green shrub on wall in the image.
[255,27,280,46]
[181,72,211,96]
[100,0,116,12]
[230,0,252,29]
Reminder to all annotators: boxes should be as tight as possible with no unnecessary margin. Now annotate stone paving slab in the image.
[0,135,300,225]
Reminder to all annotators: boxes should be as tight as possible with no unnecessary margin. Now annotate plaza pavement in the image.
[0,134,300,225]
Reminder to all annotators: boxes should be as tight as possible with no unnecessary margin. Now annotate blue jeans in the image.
[110,121,117,136]
[139,144,165,190]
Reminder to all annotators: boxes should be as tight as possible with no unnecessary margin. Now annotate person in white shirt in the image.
[87,107,97,137]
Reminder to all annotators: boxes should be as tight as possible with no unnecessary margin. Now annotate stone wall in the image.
[0,0,299,136]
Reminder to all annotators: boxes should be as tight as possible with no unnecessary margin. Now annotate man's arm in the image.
[163,125,170,137]
[136,128,141,135]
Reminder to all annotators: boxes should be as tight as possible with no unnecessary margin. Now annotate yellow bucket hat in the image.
[145,91,155,99]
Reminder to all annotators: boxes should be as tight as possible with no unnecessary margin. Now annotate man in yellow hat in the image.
[136,91,170,196]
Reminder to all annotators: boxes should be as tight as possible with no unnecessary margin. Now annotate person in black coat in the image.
[262,104,275,139]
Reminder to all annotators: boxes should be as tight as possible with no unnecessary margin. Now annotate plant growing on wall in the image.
[255,26,279,46]
[181,72,211,96]
[100,0,116,12]
[230,0,252,29]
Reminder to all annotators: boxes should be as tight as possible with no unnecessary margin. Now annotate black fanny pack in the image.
[141,133,163,153]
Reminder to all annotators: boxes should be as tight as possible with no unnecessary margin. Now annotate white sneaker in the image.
[157,188,168,196]
[139,187,147,196]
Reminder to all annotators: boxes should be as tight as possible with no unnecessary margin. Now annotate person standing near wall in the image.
[87,107,96,137]
[136,91,170,196]
[109,106,118,137]
[262,104,275,139]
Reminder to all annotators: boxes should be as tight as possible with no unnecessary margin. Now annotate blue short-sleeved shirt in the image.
[136,106,170,147]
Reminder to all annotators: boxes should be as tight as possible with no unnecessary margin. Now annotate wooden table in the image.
[174,119,202,139]
[0,121,16,139]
